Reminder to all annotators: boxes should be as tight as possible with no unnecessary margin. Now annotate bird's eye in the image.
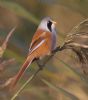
[47,20,52,32]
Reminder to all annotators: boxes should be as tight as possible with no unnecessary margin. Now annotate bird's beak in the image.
[52,21,57,25]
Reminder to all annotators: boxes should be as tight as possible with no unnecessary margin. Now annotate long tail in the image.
[11,54,34,88]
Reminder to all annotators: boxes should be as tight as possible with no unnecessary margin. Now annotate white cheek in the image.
[38,22,50,32]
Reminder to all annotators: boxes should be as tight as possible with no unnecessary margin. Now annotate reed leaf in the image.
[55,57,88,84]
[0,1,39,25]
[41,79,79,100]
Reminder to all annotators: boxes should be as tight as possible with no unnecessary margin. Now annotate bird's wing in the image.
[29,30,46,52]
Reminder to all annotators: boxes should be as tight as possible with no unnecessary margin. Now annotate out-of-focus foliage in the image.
[42,79,79,100]
[0,0,39,24]
[0,0,88,100]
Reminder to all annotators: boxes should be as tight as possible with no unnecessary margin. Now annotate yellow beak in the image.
[52,21,57,24]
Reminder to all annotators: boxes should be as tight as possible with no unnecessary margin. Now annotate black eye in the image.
[47,20,52,32]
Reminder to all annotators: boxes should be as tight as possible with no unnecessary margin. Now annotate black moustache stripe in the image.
[47,21,52,32]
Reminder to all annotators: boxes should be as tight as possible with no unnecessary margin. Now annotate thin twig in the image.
[2,27,16,50]
[0,58,16,72]
[11,67,42,100]
[0,27,16,58]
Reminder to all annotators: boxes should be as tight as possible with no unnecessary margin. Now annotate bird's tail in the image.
[11,54,34,88]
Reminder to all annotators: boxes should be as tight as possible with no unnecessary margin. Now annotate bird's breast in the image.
[51,31,57,51]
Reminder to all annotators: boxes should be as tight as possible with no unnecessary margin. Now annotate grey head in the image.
[38,17,56,33]
[38,17,57,51]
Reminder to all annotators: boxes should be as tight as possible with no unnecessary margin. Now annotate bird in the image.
[11,17,57,87]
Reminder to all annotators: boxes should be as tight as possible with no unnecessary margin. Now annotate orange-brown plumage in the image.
[30,29,52,56]
[11,17,57,88]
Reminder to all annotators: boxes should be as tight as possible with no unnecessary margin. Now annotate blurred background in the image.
[0,0,88,100]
